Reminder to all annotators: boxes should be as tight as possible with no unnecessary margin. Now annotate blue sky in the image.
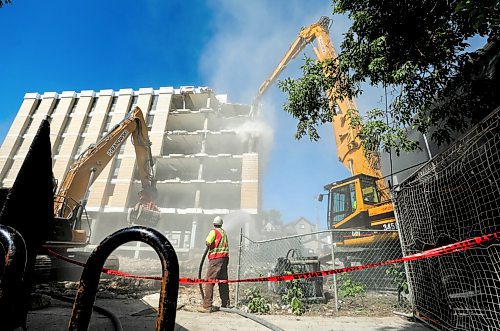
[0,1,486,228]
[1,1,351,228]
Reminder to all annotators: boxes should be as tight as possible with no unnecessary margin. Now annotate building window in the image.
[89,97,98,114]
[23,99,41,135]
[109,96,118,113]
[74,141,85,158]
[118,144,126,155]
[82,115,91,134]
[103,116,113,135]
[69,98,79,115]
[13,137,25,157]
[147,114,155,131]
[150,95,159,112]
[61,117,72,134]
[111,159,121,179]
[32,99,42,115]
[101,97,116,137]
[129,95,138,112]
[24,117,33,135]
[105,184,115,197]
[2,160,15,181]
[50,98,61,115]
[55,137,65,155]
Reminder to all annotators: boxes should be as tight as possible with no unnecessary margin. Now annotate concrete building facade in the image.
[0,86,261,258]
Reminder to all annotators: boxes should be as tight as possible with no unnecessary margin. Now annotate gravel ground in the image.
[29,256,429,330]
[36,256,409,318]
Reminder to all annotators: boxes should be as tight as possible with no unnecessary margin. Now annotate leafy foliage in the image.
[279,0,499,154]
[386,264,410,306]
[0,0,12,8]
[281,280,306,315]
[338,274,365,304]
[243,286,270,314]
[386,264,408,294]
[278,57,341,141]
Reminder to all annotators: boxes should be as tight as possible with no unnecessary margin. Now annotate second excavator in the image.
[52,106,161,245]
[254,16,396,234]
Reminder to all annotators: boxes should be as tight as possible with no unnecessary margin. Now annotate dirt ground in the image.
[28,256,428,330]
[37,256,407,316]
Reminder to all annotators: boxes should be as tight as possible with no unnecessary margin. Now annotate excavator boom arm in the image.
[130,110,156,190]
[253,17,331,109]
[254,16,381,178]
[54,107,156,218]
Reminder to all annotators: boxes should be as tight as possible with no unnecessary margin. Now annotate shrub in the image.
[243,286,270,314]
[281,280,306,315]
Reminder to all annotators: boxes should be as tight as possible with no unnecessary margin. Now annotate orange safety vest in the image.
[208,228,229,260]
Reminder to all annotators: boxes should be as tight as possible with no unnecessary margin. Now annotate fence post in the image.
[235,227,243,306]
[330,232,339,311]
[393,199,415,310]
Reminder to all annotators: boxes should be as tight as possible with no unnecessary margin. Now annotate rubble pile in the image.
[35,278,162,300]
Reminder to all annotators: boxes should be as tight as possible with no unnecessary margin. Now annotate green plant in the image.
[243,286,270,314]
[386,264,410,306]
[281,280,306,315]
[338,274,365,305]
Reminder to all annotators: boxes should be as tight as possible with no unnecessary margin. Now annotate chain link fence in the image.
[235,229,402,311]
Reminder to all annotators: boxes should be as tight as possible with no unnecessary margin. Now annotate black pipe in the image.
[0,225,27,329]
[220,307,285,331]
[68,226,179,331]
[198,246,209,300]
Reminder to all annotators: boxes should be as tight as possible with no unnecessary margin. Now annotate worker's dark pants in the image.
[203,257,230,308]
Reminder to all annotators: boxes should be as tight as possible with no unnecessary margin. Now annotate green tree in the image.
[279,0,499,154]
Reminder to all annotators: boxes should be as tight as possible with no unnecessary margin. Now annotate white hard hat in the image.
[213,216,223,226]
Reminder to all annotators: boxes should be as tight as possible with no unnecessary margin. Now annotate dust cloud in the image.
[200,0,333,156]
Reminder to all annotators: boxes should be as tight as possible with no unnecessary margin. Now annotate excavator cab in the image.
[325,174,381,229]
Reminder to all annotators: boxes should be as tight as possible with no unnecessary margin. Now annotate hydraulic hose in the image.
[197,247,284,331]
[198,246,209,300]
[220,307,285,331]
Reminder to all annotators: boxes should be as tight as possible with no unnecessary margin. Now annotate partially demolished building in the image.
[0,86,261,258]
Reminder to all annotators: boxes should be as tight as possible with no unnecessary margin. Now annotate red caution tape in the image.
[44,249,163,281]
[46,231,499,284]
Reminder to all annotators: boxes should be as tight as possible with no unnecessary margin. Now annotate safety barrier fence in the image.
[392,107,500,330]
[47,228,500,316]
[235,229,402,310]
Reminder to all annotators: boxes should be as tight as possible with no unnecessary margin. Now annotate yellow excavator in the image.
[51,106,161,245]
[255,17,396,238]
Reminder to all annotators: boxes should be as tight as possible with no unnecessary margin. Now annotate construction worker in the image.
[202,216,230,312]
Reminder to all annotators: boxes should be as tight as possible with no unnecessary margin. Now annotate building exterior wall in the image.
[0,87,261,258]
